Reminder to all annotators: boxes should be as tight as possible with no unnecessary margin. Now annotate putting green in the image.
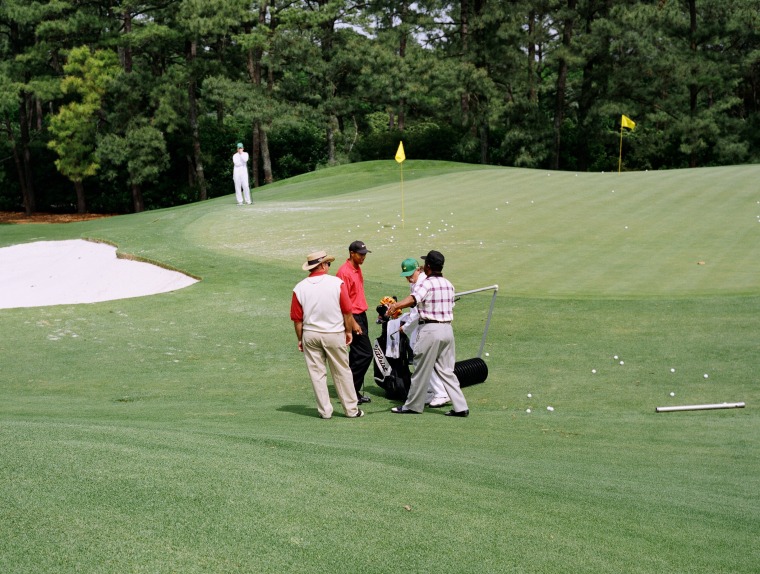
[185,162,760,299]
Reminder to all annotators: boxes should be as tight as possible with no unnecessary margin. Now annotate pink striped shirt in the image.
[412,275,455,322]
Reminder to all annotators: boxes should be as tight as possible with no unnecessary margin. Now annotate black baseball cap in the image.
[421,250,444,270]
[349,240,371,254]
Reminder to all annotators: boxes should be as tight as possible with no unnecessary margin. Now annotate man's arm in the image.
[387,294,415,317]
[338,278,362,336]
[294,321,304,352]
[342,313,354,346]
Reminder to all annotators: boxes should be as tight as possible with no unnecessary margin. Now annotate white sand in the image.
[0,239,198,309]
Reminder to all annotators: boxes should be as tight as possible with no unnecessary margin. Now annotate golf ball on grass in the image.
[670,392,675,397]
[526,409,531,413]
[547,406,554,412]
[592,369,597,374]
[704,373,709,379]
[670,368,675,373]
[527,393,532,398]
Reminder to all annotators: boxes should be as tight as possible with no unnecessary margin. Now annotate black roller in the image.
[454,358,488,387]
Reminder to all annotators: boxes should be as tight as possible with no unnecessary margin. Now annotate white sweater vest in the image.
[293,274,345,333]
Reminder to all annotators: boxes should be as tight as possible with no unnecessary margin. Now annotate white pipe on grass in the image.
[655,402,745,413]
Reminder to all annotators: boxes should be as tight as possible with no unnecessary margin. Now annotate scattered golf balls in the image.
[592,369,597,374]
[670,392,675,397]
[619,361,624,365]
[547,406,554,412]
[704,373,709,379]
[527,393,532,398]
[485,352,490,357]
[526,409,531,413]
[670,368,676,373]
[614,355,619,360]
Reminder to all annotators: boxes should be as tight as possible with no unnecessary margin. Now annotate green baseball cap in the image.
[236,142,244,148]
[400,257,419,277]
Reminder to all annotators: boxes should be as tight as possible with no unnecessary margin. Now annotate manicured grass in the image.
[1,161,758,573]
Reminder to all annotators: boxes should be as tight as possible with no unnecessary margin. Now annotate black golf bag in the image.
[373,307,413,401]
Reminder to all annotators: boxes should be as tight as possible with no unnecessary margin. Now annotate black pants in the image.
[349,312,373,394]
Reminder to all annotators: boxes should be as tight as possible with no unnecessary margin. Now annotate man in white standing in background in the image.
[232,142,252,205]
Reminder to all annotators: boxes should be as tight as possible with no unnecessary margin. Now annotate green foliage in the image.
[1,0,759,213]
[48,47,121,183]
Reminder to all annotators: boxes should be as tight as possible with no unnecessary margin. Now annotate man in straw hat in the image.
[291,250,364,418]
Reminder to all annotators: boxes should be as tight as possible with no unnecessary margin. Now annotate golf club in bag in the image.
[373,298,413,400]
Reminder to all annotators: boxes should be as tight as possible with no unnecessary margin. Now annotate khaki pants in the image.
[302,331,359,418]
[404,323,468,413]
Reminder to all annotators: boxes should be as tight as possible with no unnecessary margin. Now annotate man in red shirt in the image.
[336,240,373,403]
[291,250,364,419]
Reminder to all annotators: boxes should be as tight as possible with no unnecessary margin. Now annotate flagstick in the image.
[618,124,623,173]
[400,161,405,229]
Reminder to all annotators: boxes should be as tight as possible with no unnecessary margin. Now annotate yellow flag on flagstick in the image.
[395,141,406,163]
[621,115,636,130]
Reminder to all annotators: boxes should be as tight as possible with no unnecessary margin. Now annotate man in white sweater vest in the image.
[291,250,364,419]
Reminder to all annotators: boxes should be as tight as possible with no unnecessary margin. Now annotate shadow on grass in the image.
[278,404,320,418]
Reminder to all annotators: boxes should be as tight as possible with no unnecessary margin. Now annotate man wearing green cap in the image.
[232,142,251,205]
[399,257,451,408]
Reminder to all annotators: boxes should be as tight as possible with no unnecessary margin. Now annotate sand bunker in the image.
[0,239,198,309]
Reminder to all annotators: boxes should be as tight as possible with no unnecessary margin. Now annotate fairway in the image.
[1,162,758,573]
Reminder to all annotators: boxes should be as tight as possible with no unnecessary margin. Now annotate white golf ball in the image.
[485,352,490,357]
[704,373,709,379]
[619,361,624,365]
[526,409,531,413]
[670,368,675,373]
[527,393,532,398]
[547,406,554,412]
[670,392,675,397]
[592,369,597,374]
[614,355,619,360]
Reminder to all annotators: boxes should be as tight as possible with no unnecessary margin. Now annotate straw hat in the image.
[302,250,335,271]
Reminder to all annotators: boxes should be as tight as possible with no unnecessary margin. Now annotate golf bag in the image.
[373,309,413,401]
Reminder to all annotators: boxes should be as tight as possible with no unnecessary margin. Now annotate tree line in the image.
[1,0,758,215]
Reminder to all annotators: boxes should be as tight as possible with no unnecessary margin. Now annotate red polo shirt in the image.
[336,259,368,314]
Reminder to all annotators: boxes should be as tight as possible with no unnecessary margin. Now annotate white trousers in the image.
[233,170,251,204]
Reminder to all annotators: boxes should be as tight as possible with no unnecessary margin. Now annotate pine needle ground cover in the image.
[1,162,758,573]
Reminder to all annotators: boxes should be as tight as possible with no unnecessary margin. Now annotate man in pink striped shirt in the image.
[291,250,364,419]
[385,250,469,417]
